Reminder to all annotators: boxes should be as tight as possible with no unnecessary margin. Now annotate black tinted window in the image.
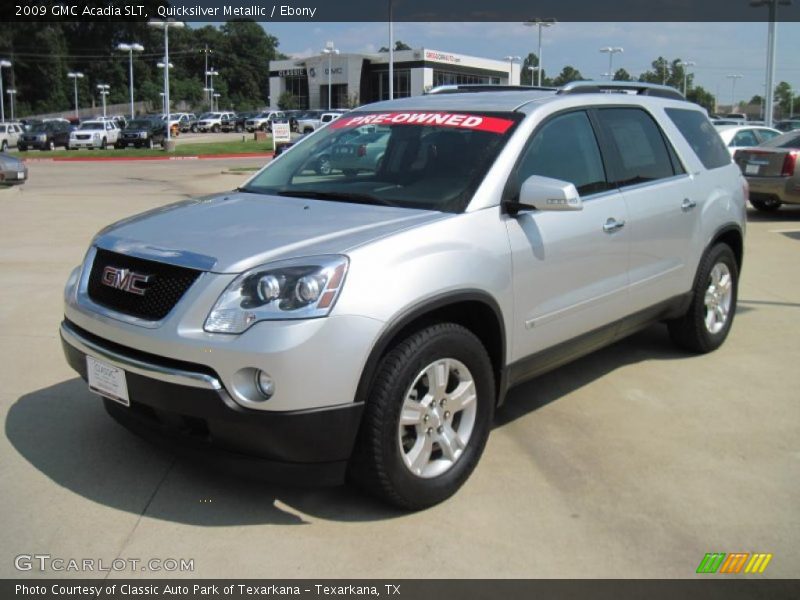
[732,130,759,147]
[512,111,609,197]
[598,108,677,186]
[666,108,731,170]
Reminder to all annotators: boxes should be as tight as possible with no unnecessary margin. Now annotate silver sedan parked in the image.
[0,153,27,185]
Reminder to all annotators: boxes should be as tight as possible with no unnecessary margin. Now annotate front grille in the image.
[76,134,91,140]
[87,248,202,321]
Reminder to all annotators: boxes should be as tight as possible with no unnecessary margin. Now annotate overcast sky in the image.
[257,22,800,104]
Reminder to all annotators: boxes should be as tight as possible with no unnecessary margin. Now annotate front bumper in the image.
[60,319,364,482]
[70,139,103,149]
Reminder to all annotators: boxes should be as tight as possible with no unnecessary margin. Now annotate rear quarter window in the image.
[666,108,731,170]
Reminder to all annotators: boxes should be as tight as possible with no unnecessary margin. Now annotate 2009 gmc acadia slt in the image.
[61,82,746,509]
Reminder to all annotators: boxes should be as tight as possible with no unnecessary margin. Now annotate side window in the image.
[731,129,758,147]
[596,108,678,186]
[510,111,609,197]
[755,129,779,143]
[665,108,730,170]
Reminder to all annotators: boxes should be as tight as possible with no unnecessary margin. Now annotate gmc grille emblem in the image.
[101,266,151,296]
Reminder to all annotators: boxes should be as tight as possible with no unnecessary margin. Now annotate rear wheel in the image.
[668,243,738,353]
[750,197,781,212]
[348,323,495,510]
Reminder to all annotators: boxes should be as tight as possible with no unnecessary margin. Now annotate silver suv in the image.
[61,82,746,509]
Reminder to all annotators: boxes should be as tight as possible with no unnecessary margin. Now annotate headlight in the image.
[204,255,349,334]
[37,134,46,141]
[140,132,148,138]
[93,132,101,139]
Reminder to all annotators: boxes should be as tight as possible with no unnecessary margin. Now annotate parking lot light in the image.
[0,59,11,123]
[149,19,185,144]
[524,18,556,87]
[213,92,220,112]
[205,70,218,109]
[678,60,696,96]
[116,42,144,120]
[599,47,624,81]
[6,88,16,122]
[503,56,521,85]
[67,71,84,120]
[750,0,792,128]
[727,74,743,112]
[96,84,110,118]
[322,42,339,110]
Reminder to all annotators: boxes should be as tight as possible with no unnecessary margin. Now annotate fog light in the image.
[255,370,275,399]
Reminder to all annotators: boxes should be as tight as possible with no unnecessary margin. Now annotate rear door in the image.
[594,107,695,312]
[505,109,631,361]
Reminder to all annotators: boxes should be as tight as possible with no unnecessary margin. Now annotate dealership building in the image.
[268,48,519,110]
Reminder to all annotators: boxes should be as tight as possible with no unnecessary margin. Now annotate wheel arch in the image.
[354,290,507,408]
[709,223,744,272]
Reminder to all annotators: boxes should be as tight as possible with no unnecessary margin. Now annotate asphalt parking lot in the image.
[0,160,798,579]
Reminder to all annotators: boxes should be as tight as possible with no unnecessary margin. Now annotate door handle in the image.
[603,218,626,233]
[681,198,697,211]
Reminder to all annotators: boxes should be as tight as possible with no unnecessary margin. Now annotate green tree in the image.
[552,66,584,86]
[613,68,632,81]
[686,86,715,112]
[378,40,412,52]
[278,91,298,110]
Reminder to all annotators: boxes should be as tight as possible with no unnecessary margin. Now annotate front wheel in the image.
[668,243,739,353]
[348,323,495,510]
[1,141,7,152]
[46,140,55,151]
[750,197,781,212]
[212,124,220,133]
[100,137,107,150]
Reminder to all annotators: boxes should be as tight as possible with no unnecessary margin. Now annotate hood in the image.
[93,191,448,274]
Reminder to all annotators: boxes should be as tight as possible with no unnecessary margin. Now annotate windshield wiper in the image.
[276,189,398,207]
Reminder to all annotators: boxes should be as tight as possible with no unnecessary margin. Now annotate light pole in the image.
[67,71,84,119]
[116,43,144,120]
[678,60,696,96]
[322,42,339,110]
[0,60,10,123]
[6,89,16,121]
[599,47,624,81]
[203,87,212,110]
[524,18,555,87]
[504,56,521,85]
[726,74,743,112]
[213,93,220,112]
[388,0,394,100]
[97,84,110,118]
[149,19,184,146]
[527,65,538,85]
[750,0,791,128]
[157,62,174,115]
[205,69,218,109]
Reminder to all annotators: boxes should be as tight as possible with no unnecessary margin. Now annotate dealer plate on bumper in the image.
[86,356,130,406]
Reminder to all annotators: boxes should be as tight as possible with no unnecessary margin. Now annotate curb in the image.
[21,152,274,163]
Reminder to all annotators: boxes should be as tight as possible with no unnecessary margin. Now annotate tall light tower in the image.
[6,89,16,122]
[205,69,218,109]
[67,71,84,119]
[504,56,521,85]
[322,42,339,110]
[599,47,624,81]
[0,60,11,123]
[97,84,110,118]
[678,60,696,96]
[149,19,184,146]
[750,0,791,128]
[726,74,743,112]
[116,42,144,119]
[524,18,556,87]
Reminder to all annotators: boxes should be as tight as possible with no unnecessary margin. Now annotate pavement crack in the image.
[103,454,177,580]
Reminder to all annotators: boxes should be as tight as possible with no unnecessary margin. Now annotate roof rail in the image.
[426,84,557,95]
[558,81,685,100]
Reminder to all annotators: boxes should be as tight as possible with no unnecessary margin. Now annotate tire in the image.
[212,124,220,133]
[1,141,7,152]
[750,197,781,212]
[100,138,107,150]
[315,155,332,175]
[348,323,495,510]
[667,243,739,354]
[46,140,55,151]
[18,145,27,152]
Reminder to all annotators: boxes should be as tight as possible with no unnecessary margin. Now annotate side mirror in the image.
[505,175,583,215]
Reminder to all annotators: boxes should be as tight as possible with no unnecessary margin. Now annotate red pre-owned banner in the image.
[330,112,516,134]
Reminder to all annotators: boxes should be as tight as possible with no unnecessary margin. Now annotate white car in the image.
[297,111,345,134]
[68,120,120,150]
[715,125,782,156]
[245,111,285,132]
[196,112,235,133]
[0,122,25,151]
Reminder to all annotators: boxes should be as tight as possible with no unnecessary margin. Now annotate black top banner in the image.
[4,0,800,22]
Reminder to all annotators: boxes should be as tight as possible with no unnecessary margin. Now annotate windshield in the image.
[30,123,55,133]
[761,131,800,149]
[79,122,103,130]
[242,110,521,213]
[200,113,221,119]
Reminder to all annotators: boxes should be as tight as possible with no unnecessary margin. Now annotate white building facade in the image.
[269,48,519,110]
